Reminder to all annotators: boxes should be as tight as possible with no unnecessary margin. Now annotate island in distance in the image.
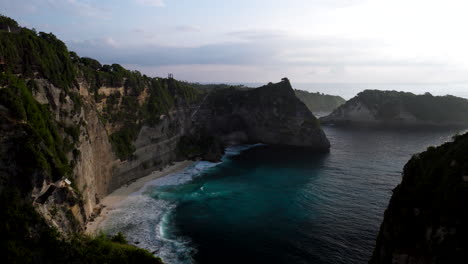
[320,90,468,127]
[294,89,346,116]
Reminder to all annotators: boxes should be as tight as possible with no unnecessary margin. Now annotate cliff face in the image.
[321,90,468,126]
[371,132,468,264]
[0,19,330,239]
[110,106,195,190]
[193,79,330,150]
[29,77,200,230]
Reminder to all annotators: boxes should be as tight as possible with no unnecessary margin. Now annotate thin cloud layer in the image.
[135,0,165,7]
[3,0,468,85]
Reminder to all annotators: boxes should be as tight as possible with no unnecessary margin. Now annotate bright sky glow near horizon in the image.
[3,0,468,98]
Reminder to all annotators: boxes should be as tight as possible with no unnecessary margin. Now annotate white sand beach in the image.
[85,160,195,234]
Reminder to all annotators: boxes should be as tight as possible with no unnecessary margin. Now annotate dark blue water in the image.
[102,126,465,264]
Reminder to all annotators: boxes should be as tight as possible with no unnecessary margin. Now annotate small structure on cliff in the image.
[0,23,21,33]
[168,73,174,79]
[64,178,72,186]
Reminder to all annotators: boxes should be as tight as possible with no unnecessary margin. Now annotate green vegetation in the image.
[0,14,19,28]
[294,89,346,113]
[188,82,249,92]
[354,90,468,123]
[1,189,162,264]
[0,15,204,263]
[399,132,468,209]
[103,78,200,160]
[109,123,140,160]
[0,16,203,161]
[0,73,71,182]
[75,54,201,160]
[0,20,75,89]
[371,132,468,263]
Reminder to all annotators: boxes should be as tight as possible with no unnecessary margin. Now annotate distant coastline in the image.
[194,82,468,101]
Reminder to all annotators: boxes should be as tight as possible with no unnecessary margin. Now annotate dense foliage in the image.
[0,14,19,27]
[354,90,468,123]
[75,55,201,160]
[294,89,346,113]
[102,77,200,160]
[0,73,71,184]
[1,16,201,161]
[187,82,248,92]
[1,189,162,264]
[0,22,76,89]
[0,72,163,262]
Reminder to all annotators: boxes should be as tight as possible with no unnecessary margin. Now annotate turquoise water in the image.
[101,126,465,264]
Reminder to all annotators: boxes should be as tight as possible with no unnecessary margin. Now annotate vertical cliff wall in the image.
[0,21,330,236]
[370,133,468,264]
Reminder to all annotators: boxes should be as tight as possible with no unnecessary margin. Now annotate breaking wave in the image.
[99,144,262,264]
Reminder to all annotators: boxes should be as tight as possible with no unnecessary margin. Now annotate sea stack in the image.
[192,78,330,151]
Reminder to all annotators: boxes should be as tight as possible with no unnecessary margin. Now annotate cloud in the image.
[135,0,165,7]
[68,39,278,66]
[66,24,460,84]
[228,30,287,40]
[174,25,201,33]
[67,29,446,70]
[45,0,110,18]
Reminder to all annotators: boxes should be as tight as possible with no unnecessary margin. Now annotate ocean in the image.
[100,126,465,264]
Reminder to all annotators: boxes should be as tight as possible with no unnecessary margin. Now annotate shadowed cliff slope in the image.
[370,132,468,264]
[192,78,330,150]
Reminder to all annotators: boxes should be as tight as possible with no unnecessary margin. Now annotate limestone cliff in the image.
[0,17,330,239]
[321,90,468,126]
[192,78,330,150]
[370,132,468,264]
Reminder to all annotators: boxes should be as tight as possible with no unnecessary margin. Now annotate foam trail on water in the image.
[99,144,261,264]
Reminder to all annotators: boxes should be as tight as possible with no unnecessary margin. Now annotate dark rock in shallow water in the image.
[370,132,468,264]
[192,78,330,151]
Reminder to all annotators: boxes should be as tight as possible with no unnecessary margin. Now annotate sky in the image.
[3,0,468,96]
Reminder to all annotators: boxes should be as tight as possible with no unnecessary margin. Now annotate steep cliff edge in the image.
[192,78,330,150]
[0,14,329,253]
[321,90,468,126]
[370,132,468,264]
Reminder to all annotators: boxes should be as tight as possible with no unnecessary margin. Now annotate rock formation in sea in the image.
[192,78,330,150]
[320,90,468,126]
[370,132,468,264]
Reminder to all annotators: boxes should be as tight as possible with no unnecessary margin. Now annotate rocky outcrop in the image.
[321,90,468,126]
[193,78,330,150]
[370,132,468,264]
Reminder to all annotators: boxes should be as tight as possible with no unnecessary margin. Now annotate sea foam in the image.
[99,144,261,264]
